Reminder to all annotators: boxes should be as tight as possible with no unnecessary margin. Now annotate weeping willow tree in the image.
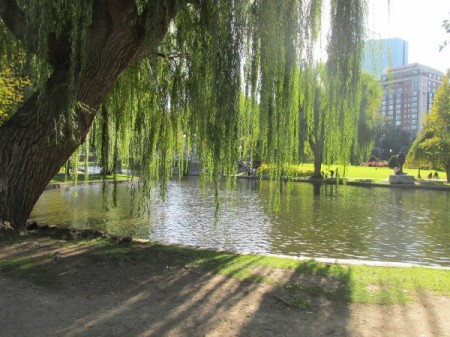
[299,65,380,178]
[349,72,381,165]
[0,0,368,230]
[299,64,328,179]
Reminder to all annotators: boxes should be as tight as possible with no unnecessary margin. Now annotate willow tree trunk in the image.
[0,0,182,230]
[0,71,85,228]
[313,159,323,179]
[309,136,324,179]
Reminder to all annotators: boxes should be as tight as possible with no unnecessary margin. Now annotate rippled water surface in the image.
[31,177,450,266]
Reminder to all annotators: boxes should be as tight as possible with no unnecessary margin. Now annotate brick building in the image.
[378,63,443,135]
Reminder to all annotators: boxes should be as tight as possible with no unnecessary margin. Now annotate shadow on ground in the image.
[1,235,449,337]
[0,235,354,337]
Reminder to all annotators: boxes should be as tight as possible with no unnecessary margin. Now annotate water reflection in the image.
[31,177,450,266]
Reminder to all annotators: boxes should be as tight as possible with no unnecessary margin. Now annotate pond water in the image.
[31,177,450,267]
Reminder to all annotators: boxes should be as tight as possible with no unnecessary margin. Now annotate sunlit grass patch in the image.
[50,173,132,184]
[348,265,450,304]
[258,163,447,184]
[258,163,314,178]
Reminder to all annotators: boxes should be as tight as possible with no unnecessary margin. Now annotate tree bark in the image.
[309,136,324,179]
[0,0,184,229]
[312,159,322,179]
[0,70,81,227]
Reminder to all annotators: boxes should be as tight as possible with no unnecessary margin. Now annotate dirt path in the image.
[1,237,449,337]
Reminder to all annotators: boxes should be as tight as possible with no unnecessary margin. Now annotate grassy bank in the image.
[50,173,132,185]
[1,236,449,307]
[259,163,447,184]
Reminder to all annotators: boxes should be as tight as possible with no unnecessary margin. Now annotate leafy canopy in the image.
[1,0,368,194]
[0,68,29,125]
[408,71,450,180]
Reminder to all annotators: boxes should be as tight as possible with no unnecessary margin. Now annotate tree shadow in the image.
[7,237,448,337]
[0,238,352,336]
[236,260,353,336]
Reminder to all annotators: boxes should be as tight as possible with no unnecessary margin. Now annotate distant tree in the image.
[372,116,413,160]
[300,68,380,178]
[406,131,433,172]
[0,13,30,126]
[388,155,399,169]
[408,71,450,181]
[299,64,327,179]
[0,68,29,125]
[350,72,382,164]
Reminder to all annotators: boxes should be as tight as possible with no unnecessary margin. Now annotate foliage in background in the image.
[0,17,31,125]
[351,72,382,164]
[299,66,381,178]
[372,116,414,160]
[388,155,399,169]
[0,68,29,125]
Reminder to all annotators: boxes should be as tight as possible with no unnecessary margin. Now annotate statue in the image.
[389,149,414,184]
[396,150,406,175]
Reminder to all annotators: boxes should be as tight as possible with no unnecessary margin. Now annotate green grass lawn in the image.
[262,163,447,184]
[50,173,132,185]
[333,165,446,183]
[52,163,447,186]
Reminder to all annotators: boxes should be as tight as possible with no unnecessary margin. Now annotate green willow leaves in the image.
[1,0,368,204]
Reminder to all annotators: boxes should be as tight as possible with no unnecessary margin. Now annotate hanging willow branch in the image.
[89,0,363,200]
[0,0,368,214]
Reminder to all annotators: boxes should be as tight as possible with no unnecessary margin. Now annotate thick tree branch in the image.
[136,0,195,59]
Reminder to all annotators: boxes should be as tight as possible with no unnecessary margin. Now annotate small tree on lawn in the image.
[408,71,450,182]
